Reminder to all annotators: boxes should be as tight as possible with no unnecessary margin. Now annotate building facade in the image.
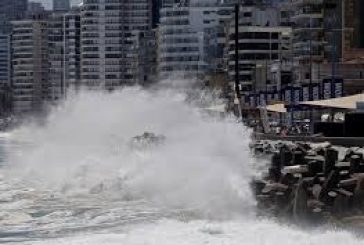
[291,0,343,85]
[226,5,289,93]
[0,34,10,84]
[227,25,292,93]
[0,34,11,115]
[158,4,233,79]
[27,2,46,15]
[238,5,280,27]
[0,0,28,34]
[48,8,81,101]
[80,0,153,89]
[0,0,29,114]
[278,1,293,27]
[11,14,49,114]
[53,0,71,12]
[64,9,82,91]
[343,0,364,51]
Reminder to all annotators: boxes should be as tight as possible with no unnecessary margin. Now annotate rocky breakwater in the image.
[251,141,364,227]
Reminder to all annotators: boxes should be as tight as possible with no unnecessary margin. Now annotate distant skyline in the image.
[33,0,81,9]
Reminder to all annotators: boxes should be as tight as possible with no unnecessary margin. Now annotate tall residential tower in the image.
[80,0,153,89]
[11,14,49,114]
[48,7,81,100]
[158,3,233,79]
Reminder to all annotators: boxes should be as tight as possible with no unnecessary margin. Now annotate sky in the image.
[34,0,82,9]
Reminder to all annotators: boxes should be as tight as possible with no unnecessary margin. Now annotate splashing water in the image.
[0,85,362,244]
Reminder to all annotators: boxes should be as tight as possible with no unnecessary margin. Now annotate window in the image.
[243,12,252,17]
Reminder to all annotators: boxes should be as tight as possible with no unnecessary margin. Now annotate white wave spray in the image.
[0,84,362,244]
[5,85,254,216]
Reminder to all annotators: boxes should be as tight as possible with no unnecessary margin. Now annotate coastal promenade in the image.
[254,133,364,147]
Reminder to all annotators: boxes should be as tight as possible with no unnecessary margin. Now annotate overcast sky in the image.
[33,0,82,9]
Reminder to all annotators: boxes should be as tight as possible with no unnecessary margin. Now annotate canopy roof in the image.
[299,94,364,110]
[266,103,287,113]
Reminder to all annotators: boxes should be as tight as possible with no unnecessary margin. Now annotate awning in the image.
[265,103,287,113]
[299,94,364,110]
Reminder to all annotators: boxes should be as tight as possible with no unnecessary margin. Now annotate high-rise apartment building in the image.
[64,9,82,91]
[0,0,28,34]
[291,0,343,84]
[80,0,153,89]
[158,4,233,79]
[11,14,49,114]
[53,0,71,12]
[227,25,292,92]
[48,7,81,100]
[0,34,10,85]
[225,5,288,93]
[0,0,29,114]
[0,34,11,115]
[291,0,325,66]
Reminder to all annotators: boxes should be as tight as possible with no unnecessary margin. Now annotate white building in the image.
[48,7,81,100]
[158,4,233,79]
[80,0,153,89]
[64,9,81,90]
[11,14,49,114]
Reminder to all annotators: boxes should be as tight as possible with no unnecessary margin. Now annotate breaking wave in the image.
[0,83,361,244]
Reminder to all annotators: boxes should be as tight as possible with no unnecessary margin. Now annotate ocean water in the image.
[0,85,361,244]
